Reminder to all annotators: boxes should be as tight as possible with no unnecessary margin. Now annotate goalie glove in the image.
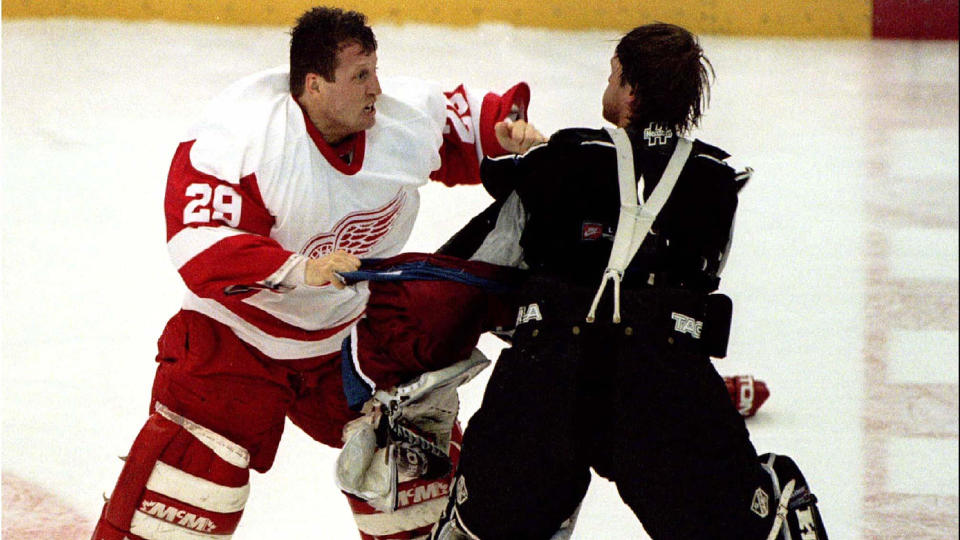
[336,350,491,512]
[724,375,770,418]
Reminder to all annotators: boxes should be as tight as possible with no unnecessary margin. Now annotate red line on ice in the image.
[2,472,92,540]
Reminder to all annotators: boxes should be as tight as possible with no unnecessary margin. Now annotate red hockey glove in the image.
[479,82,531,156]
[724,375,769,417]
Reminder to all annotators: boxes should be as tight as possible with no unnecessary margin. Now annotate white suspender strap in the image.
[586,127,693,323]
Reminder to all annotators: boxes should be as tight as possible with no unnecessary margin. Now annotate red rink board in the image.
[873,0,960,39]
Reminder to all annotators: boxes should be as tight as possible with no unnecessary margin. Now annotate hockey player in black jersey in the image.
[430,23,828,540]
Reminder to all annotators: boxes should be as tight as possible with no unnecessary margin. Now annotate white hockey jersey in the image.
[164,66,529,360]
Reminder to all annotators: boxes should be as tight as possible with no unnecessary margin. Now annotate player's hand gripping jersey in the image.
[164,67,529,360]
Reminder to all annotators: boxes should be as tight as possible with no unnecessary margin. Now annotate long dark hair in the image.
[615,23,714,134]
[289,7,377,96]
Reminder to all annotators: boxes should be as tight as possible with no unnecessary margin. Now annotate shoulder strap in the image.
[586,127,692,322]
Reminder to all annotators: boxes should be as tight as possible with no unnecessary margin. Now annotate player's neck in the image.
[309,113,350,145]
[314,120,352,146]
[294,94,353,145]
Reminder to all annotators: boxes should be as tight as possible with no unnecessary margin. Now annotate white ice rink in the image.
[2,18,958,539]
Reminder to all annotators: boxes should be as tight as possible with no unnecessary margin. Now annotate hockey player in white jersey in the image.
[91,6,543,540]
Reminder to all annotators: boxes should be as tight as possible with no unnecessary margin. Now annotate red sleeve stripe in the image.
[167,226,247,270]
[176,234,293,298]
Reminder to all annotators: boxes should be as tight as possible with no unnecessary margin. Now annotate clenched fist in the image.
[494,119,546,155]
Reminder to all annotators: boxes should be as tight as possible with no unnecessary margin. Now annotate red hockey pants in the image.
[151,309,361,472]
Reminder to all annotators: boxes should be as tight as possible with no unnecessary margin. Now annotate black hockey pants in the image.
[452,275,776,539]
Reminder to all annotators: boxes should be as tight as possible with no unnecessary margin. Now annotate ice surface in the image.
[2,18,957,539]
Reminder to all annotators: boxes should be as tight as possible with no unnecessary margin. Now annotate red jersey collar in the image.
[295,96,366,176]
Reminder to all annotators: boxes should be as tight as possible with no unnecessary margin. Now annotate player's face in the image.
[602,55,633,127]
[311,43,381,143]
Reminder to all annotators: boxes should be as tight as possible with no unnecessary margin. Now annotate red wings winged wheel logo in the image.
[301,191,407,259]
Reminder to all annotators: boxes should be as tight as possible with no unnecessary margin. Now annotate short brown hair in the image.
[289,7,377,96]
[615,23,713,134]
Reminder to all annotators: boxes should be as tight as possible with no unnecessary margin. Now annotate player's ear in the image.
[624,87,637,111]
[622,91,638,128]
[305,73,323,95]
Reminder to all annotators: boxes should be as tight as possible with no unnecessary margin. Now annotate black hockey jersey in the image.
[442,126,749,294]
